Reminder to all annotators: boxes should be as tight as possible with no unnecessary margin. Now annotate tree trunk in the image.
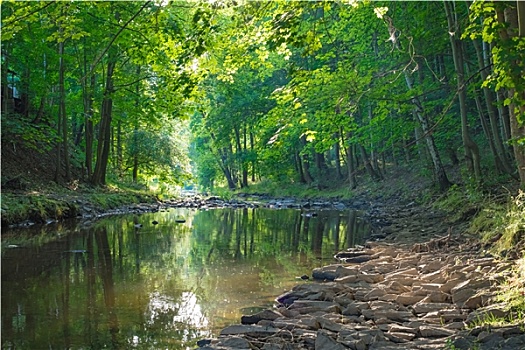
[359,144,381,181]
[383,13,451,191]
[498,5,525,186]
[406,74,452,191]
[58,34,71,181]
[343,132,357,189]
[250,131,256,182]
[242,124,248,187]
[91,57,116,186]
[445,0,481,182]
[472,38,515,175]
[296,151,307,183]
[83,59,95,178]
[333,133,343,179]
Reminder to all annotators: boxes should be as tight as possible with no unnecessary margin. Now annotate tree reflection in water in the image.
[1,207,369,349]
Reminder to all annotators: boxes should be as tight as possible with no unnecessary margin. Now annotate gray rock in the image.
[396,294,425,306]
[500,335,525,350]
[385,331,415,342]
[217,336,252,349]
[363,287,387,301]
[412,302,454,314]
[419,325,456,338]
[314,331,345,350]
[220,324,278,337]
[241,309,282,324]
[450,336,475,350]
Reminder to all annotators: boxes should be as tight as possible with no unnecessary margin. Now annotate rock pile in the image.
[196,243,525,350]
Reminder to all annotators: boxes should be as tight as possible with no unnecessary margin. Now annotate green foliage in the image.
[496,253,525,321]
[1,114,60,152]
[1,193,76,225]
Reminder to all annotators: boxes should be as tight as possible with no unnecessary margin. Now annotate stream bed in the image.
[1,207,369,349]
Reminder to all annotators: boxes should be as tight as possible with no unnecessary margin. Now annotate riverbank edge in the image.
[194,241,525,350]
[2,187,524,349]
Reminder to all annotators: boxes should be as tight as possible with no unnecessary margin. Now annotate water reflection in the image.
[1,208,369,349]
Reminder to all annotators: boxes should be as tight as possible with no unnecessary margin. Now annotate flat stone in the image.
[217,336,252,348]
[398,259,419,269]
[220,324,278,337]
[368,340,409,349]
[312,266,338,281]
[363,287,387,301]
[420,291,450,303]
[419,325,456,338]
[419,283,443,291]
[440,279,462,294]
[412,302,453,314]
[335,265,359,277]
[316,317,342,332]
[290,300,340,310]
[369,300,396,310]
[420,270,444,282]
[385,331,415,342]
[241,309,282,324]
[389,324,418,334]
[463,294,483,309]
[357,272,384,284]
[452,288,476,306]
[385,267,419,279]
[340,339,367,350]
[378,294,398,302]
[373,310,414,322]
[419,261,445,274]
[385,280,411,293]
[335,275,358,283]
[315,331,346,350]
[396,294,425,306]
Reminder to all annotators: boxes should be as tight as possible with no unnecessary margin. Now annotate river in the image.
[1,207,369,349]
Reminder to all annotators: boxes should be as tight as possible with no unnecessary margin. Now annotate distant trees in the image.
[189,0,525,191]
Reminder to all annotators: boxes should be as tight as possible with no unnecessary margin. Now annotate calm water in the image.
[1,207,369,349]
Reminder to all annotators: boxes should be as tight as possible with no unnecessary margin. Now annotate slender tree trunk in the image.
[83,55,95,178]
[296,151,307,183]
[445,0,481,182]
[58,33,71,181]
[496,89,512,143]
[472,38,515,174]
[333,133,343,179]
[91,57,116,186]
[359,144,381,181]
[406,74,452,191]
[383,13,451,191]
[498,6,525,186]
[343,132,357,189]
[299,136,314,184]
[54,109,62,183]
[233,125,246,188]
[242,124,248,187]
[250,131,256,182]
[116,120,122,178]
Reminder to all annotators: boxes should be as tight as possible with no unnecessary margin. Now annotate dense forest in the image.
[1,0,524,193]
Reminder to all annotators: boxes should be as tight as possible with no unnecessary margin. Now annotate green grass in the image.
[1,180,159,226]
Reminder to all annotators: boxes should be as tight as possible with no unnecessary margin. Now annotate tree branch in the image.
[82,1,152,82]
[2,1,56,29]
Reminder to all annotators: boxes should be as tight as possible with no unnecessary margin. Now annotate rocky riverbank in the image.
[195,241,524,350]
